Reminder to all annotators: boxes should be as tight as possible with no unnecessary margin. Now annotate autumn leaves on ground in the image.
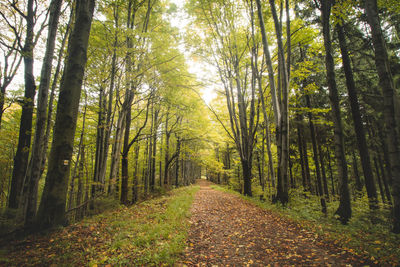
[1,179,397,266]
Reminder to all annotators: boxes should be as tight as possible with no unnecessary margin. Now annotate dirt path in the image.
[182,180,372,266]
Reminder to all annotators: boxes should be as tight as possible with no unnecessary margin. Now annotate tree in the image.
[364,0,400,233]
[36,0,96,229]
[23,0,63,226]
[7,0,40,210]
[335,19,378,210]
[319,0,351,224]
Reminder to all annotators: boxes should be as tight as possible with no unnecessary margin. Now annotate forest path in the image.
[182,179,371,266]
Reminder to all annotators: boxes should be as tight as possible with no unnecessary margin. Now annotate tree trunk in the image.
[8,0,36,210]
[36,0,95,230]
[269,0,289,205]
[93,86,106,195]
[318,140,330,202]
[175,137,181,187]
[352,150,363,193]
[120,103,131,205]
[76,144,85,220]
[67,96,87,214]
[164,113,170,186]
[98,4,119,189]
[297,121,307,191]
[22,0,63,226]
[40,11,72,178]
[302,130,312,191]
[321,0,351,224]
[150,109,158,191]
[327,148,335,196]
[374,157,386,203]
[132,143,140,203]
[378,155,392,204]
[305,93,326,213]
[337,23,378,209]
[365,0,400,233]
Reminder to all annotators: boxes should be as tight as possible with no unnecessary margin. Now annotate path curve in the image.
[182,180,372,266]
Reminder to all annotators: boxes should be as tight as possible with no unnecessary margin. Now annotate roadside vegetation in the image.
[0,185,199,266]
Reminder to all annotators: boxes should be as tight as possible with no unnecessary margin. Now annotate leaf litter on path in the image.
[181,180,376,266]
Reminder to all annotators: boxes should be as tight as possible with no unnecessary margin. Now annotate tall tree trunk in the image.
[36,0,95,230]
[365,0,400,233]
[352,150,363,193]
[120,103,132,205]
[378,155,392,204]
[76,144,85,220]
[40,10,72,178]
[320,0,351,224]
[164,112,170,186]
[297,122,307,191]
[302,129,312,191]
[256,56,276,191]
[337,23,378,209]
[98,3,119,188]
[23,0,63,226]
[108,108,126,195]
[175,137,181,187]
[269,0,289,204]
[305,93,326,213]
[132,143,140,203]
[93,86,106,195]
[327,147,335,196]
[374,157,386,203]
[8,0,36,210]
[67,95,87,213]
[255,0,280,125]
[318,140,330,202]
[159,128,163,187]
[150,109,159,191]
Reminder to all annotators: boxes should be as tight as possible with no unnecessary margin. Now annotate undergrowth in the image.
[0,185,199,266]
[211,184,400,266]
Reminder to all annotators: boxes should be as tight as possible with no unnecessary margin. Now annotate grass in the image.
[0,185,199,266]
[211,184,400,266]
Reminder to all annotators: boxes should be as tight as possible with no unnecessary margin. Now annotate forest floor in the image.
[181,179,376,266]
[0,180,395,266]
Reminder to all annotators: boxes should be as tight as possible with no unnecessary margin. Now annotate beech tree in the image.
[36,0,96,229]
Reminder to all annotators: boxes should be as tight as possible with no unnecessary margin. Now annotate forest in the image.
[0,0,399,265]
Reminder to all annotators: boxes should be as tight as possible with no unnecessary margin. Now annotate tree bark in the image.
[337,23,378,209]
[320,0,351,224]
[22,0,63,226]
[365,0,400,233]
[8,0,36,210]
[269,0,289,204]
[120,103,132,205]
[36,0,95,230]
[318,140,330,202]
[305,93,326,213]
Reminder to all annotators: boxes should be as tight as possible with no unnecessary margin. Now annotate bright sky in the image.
[169,0,218,104]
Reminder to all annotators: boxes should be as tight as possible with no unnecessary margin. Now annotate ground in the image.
[0,180,383,266]
[182,180,374,266]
